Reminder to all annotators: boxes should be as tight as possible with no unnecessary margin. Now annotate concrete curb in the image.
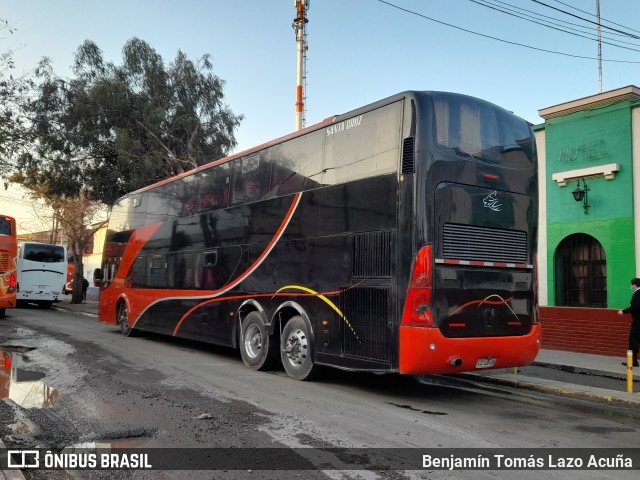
[51,303,98,318]
[533,360,640,381]
[459,372,640,409]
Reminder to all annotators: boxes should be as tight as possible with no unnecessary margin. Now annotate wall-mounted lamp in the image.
[572,178,590,214]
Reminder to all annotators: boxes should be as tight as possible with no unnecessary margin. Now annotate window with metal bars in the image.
[555,234,607,308]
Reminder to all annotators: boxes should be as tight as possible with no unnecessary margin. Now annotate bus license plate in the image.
[475,358,496,369]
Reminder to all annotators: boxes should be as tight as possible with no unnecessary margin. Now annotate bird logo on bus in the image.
[483,191,503,212]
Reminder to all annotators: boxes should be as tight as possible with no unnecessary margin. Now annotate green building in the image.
[535,85,640,356]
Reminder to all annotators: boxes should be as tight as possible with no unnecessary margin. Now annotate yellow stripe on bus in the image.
[275,285,362,344]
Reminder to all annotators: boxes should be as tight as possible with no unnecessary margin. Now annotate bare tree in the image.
[32,190,106,304]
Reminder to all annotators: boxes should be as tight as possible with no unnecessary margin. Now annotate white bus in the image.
[17,242,67,308]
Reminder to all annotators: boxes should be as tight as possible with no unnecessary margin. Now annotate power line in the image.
[488,0,638,41]
[474,0,640,45]
[531,0,640,40]
[375,0,640,63]
[550,0,640,35]
[468,0,640,53]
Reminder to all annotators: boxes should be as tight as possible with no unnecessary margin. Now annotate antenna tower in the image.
[293,0,309,131]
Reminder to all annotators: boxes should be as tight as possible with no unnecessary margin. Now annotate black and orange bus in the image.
[98,90,539,380]
[0,215,17,318]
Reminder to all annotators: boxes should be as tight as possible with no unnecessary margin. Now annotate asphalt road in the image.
[1,305,639,479]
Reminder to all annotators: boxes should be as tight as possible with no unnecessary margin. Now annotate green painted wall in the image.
[544,101,636,308]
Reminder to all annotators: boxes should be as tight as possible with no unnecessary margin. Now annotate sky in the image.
[2,0,640,232]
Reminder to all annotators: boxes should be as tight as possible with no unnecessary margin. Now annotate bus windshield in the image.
[429,92,534,169]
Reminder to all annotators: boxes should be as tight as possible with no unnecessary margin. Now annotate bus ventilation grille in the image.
[443,223,527,264]
[353,231,391,278]
[339,286,390,363]
[401,137,415,174]
[0,253,9,273]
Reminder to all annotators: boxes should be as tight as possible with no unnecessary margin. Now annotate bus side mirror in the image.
[93,268,103,286]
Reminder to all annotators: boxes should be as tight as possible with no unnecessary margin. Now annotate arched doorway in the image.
[555,234,607,307]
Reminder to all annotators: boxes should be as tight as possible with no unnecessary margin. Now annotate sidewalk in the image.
[51,298,640,407]
[53,297,99,317]
[462,349,640,409]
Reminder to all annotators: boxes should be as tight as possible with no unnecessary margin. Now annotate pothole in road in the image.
[1,345,60,409]
[1,345,36,353]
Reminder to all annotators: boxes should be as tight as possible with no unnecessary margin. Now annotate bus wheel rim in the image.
[284,328,308,366]
[119,307,128,329]
[244,323,263,359]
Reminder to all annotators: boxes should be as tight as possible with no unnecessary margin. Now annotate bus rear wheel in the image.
[117,302,135,337]
[280,316,318,381]
[240,312,280,370]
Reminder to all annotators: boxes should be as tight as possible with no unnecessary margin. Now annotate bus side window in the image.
[322,103,401,185]
[269,131,324,196]
[147,255,167,288]
[179,175,200,217]
[93,268,103,287]
[131,256,145,287]
[231,153,272,205]
[271,159,305,197]
[198,163,230,213]
[200,250,219,289]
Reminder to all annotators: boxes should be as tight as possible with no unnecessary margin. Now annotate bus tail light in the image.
[402,246,433,327]
[8,274,16,294]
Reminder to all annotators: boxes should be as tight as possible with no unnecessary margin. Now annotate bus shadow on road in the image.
[103,327,477,404]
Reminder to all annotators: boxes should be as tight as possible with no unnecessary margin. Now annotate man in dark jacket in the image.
[617,277,640,367]
[82,278,90,301]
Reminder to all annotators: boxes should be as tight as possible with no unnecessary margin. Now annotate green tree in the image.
[15,37,243,205]
[0,19,34,180]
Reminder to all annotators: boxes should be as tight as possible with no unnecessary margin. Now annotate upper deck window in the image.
[430,93,534,169]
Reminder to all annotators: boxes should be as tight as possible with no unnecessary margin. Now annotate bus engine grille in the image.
[443,224,527,264]
[339,286,390,363]
[353,231,391,278]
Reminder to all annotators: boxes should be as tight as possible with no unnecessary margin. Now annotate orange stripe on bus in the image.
[171,193,302,335]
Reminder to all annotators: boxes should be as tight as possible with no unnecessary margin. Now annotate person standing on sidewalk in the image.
[617,277,640,367]
[82,278,89,301]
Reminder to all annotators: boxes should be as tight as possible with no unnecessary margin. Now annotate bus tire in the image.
[0,308,5,318]
[280,315,319,381]
[240,311,280,370]
[117,302,135,337]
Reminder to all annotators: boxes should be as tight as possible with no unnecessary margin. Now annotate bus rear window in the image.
[0,217,13,236]
[23,244,65,263]
[430,93,534,169]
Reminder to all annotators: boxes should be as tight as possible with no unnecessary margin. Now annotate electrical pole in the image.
[293,0,309,131]
[597,0,602,93]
